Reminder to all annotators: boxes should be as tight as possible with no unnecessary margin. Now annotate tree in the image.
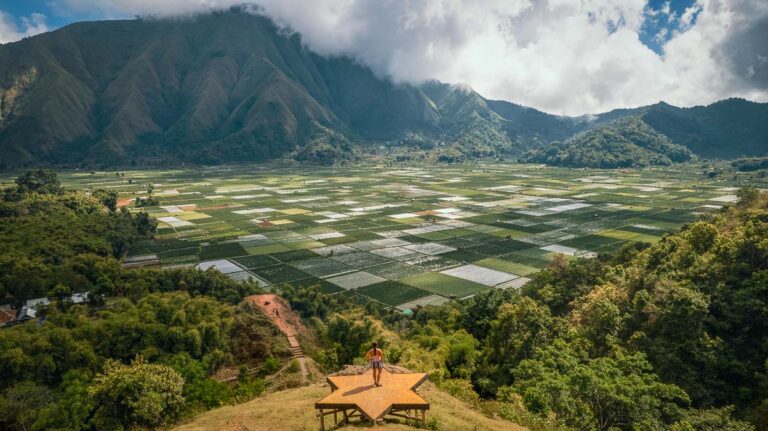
[737,186,759,207]
[459,288,518,340]
[320,313,377,369]
[671,406,754,431]
[47,284,72,311]
[88,356,185,429]
[13,170,62,195]
[92,189,118,212]
[0,381,54,431]
[444,330,478,379]
[476,297,561,395]
[132,211,157,237]
[511,341,690,431]
[685,222,719,254]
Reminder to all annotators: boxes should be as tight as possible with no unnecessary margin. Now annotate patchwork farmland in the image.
[38,163,755,310]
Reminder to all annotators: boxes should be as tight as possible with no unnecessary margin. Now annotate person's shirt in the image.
[366,348,384,362]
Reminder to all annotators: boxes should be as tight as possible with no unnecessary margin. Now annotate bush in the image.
[88,356,185,429]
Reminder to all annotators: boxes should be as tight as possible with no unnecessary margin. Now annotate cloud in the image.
[0,11,49,44]
[36,1,768,114]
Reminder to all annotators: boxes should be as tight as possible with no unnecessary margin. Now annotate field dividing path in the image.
[247,294,308,383]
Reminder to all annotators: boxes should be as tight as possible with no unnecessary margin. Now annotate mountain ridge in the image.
[0,10,766,168]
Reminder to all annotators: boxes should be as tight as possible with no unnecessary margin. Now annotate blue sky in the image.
[640,0,701,53]
[1,1,65,29]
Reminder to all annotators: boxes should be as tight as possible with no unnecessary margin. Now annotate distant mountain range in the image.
[0,9,766,168]
[520,117,696,168]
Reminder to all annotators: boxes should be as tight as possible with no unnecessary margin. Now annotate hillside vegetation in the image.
[0,10,571,167]
[520,117,694,168]
[1,169,767,430]
[0,10,765,168]
[0,171,293,431]
[272,187,768,431]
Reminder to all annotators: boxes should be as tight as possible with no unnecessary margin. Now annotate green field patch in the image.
[128,238,197,255]
[175,212,212,221]
[439,228,477,237]
[345,230,382,241]
[501,223,552,234]
[283,240,326,250]
[592,242,627,254]
[500,252,551,269]
[287,277,345,294]
[440,249,486,263]
[559,234,621,250]
[598,229,661,243]
[232,254,278,269]
[618,225,670,235]
[628,218,683,231]
[415,231,454,241]
[396,235,433,244]
[489,239,535,252]
[158,247,199,262]
[159,255,199,265]
[391,217,426,224]
[401,272,488,299]
[198,243,247,260]
[516,246,553,258]
[319,235,357,245]
[439,237,481,249]
[290,257,353,278]
[245,243,292,255]
[474,257,539,276]
[252,264,312,284]
[487,228,527,238]
[356,281,431,306]
[270,249,319,262]
[464,243,513,257]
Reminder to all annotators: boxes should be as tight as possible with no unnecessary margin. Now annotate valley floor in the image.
[16,161,758,311]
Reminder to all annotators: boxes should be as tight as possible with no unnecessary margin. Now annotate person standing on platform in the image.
[365,342,385,386]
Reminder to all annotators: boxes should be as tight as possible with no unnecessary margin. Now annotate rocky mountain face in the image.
[0,10,765,168]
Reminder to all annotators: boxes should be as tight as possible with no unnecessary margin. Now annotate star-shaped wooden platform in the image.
[315,369,429,422]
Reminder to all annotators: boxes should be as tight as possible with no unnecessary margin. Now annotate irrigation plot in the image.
[42,162,752,311]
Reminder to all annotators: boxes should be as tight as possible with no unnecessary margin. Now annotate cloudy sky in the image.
[0,0,766,116]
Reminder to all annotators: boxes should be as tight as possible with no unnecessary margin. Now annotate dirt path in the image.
[248,294,308,383]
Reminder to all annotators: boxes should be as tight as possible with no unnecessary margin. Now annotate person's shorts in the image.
[371,360,383,369]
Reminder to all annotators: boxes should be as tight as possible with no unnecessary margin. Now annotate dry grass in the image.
[174,381,527,431]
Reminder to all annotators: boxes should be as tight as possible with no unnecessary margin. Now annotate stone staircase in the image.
[287,335,304,359]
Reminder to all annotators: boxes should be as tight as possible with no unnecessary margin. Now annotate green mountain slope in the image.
[0,10,766,167]
[520,117,695,168]
[638,99,768,159]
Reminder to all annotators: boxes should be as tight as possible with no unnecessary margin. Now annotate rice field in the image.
[35,162,760,311]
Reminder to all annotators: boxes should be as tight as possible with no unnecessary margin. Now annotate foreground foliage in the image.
[0,172,282,430]
[307,188,767,430]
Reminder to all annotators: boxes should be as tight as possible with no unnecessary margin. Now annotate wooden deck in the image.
[315,369,429,429]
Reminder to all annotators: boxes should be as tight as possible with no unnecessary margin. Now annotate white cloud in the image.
[0,11,49,44]
[254,0,768,114]
[31,1,768,114]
